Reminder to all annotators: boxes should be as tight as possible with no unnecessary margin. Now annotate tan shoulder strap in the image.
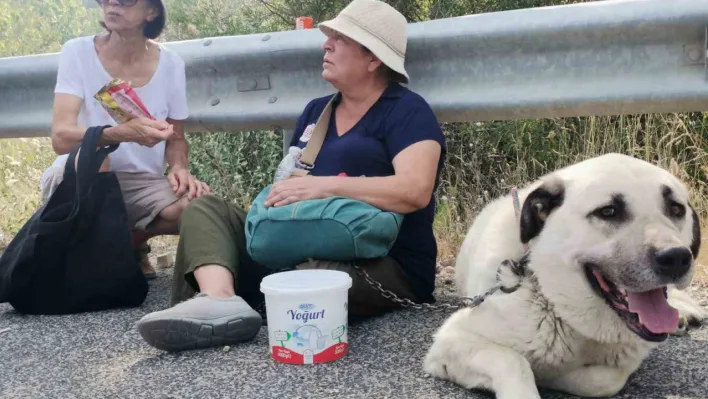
[291,94,337,177]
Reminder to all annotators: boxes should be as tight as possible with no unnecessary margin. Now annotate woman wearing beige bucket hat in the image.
[137,0,447,353]
[317,0,410,84]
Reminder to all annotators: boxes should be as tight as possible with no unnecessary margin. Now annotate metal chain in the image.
[353,263,501,312]
[353,185,527,313]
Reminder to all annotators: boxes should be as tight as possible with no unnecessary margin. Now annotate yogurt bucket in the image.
[260,269,352,365]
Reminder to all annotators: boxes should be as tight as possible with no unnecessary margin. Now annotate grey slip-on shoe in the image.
[137,293,262,352]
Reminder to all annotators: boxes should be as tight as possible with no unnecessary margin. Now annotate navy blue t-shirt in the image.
[289,83,446,302]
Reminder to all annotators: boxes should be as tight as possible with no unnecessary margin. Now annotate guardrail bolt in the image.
[210,98,220,106]
[262,35,271,42]
[268,97,278,103]
[244,79,257,91]
[204,39,212,47]
[688,49,702,63]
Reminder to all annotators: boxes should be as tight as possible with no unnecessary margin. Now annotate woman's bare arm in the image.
[326,140,442,213]
[164,118,188,172]
[265,140,442,214]
[51,93,114,154]
[51,93,175,155]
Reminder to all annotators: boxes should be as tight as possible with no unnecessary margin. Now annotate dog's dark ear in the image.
[520,177,565,244]
[689,203,702,259]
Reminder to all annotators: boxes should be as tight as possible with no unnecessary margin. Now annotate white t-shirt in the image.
[49,35,189,175]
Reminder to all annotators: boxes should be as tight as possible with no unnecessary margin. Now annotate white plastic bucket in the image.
[260,269,352,365]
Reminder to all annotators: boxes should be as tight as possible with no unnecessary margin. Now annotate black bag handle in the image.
[64,126,116,191]
[62,126,118,216]
[33,126,118,239]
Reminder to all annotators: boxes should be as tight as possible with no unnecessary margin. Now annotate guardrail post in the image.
[282,129,295,156]
[283,16,315,156]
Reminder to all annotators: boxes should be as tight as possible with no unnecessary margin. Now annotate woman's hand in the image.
[51,94,176,153]
[264,176,335,207]
[108,117,175,147]
[167,166,212,200]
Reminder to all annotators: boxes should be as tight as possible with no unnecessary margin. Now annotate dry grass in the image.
[693,222,708,288]
[0,137,55,248]
[434,113,708,262]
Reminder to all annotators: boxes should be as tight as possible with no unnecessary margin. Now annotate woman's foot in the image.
[135,244,157,280]
[136,293,262,352]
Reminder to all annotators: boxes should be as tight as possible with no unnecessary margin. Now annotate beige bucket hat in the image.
[318,0,410,83]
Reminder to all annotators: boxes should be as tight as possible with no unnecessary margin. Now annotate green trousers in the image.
[170,195,420,318]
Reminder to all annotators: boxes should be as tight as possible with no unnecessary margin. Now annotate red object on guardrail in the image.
[296,17,314,30]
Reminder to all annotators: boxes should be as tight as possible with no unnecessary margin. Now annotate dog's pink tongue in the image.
[627,289,678,334]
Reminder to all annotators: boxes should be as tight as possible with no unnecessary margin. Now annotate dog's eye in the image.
[669,202,685,218]
[588,195,628,223]
[594,205,618,220]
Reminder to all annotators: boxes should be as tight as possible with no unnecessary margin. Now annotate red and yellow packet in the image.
[92,79,156,171]
[94,79,155,124]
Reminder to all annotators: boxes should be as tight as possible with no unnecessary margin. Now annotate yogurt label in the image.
[287,303,325,323]
[268,301,348,364]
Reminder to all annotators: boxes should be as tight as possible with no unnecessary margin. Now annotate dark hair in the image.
[99,0,166,39]
[360,44,406,84]
[143,0,166,39]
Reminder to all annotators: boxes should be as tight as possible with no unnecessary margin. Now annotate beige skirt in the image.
[40,166,180,231]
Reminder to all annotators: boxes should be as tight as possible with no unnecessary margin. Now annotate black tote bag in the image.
[0,126,148,315]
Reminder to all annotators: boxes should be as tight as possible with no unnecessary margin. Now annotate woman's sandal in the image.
[135,244,157,280]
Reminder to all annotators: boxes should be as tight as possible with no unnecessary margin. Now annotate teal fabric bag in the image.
[244,94,403,269]
[245,185,404,270]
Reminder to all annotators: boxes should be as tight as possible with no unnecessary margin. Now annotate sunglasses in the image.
[96,0,139,7]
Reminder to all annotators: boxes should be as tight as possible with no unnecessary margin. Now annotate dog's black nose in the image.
[653,247,692,280]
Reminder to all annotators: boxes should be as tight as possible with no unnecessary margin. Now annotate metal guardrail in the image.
[0,0,706,140]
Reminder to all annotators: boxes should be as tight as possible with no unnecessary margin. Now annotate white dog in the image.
[423,153,705,398]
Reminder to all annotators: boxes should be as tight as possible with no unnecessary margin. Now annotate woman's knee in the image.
[178,195,227,229]
[159,197,189,222]
[40,166,64,204]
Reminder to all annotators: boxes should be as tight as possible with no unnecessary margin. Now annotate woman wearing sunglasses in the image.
[41,0,210,279]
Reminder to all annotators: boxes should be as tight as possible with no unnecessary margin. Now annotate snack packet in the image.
[94,79,155,124]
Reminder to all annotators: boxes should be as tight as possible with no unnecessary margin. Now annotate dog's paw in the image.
[667,287,707,336]
[423,360,447,378]
[671,316,690,337]
[670,315,690,337]
[496,384,542,399]
[423,354,453,383]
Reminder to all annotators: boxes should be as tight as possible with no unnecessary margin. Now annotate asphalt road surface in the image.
[2,269,708,399]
